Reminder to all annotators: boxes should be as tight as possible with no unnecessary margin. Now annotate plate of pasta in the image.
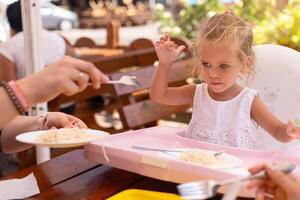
[16,128,110,148]
[161,148,243,169]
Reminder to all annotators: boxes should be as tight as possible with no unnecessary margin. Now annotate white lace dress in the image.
[186,83,265,149]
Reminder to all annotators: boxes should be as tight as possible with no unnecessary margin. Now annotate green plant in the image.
[155,0,300,51]
[155,0,224,40]
[254,0,300,50]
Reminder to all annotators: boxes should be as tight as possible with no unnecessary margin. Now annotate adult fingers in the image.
[264,165,295,192]
[75,72,89,92]
[255,185,267,200]
[62,80,80,96]
[249,163,268,174]
[247,179,264,189]
[64,56,108,89]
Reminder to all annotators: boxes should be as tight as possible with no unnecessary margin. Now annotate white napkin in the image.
[0,173,40,199]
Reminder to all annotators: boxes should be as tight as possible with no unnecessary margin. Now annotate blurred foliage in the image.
[154,0,224,41]
[155,0,300,50]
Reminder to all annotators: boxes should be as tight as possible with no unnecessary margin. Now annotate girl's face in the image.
[198,39,245,93]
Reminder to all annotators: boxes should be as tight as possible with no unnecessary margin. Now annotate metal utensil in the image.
[132,145,184,153]
[177,162,295,200]
[106,75,140,86]
[132,146,224,158]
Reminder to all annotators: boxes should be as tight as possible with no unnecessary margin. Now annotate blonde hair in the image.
[194,13,255,79]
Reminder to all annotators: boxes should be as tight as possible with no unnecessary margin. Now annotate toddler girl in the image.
[150,12,300,149]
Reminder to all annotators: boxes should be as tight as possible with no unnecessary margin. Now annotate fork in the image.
[105,75,140,86]
[177,162,295,200]
[132,145,184,153]
[132,146,224,157]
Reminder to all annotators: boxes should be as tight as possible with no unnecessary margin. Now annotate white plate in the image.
[16,128,110,148]
[160,148,243,169]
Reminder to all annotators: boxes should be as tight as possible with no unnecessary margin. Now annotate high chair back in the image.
[239,44,300,149]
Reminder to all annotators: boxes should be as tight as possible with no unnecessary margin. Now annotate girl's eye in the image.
[201,62,210,68]
[220,64,230,69]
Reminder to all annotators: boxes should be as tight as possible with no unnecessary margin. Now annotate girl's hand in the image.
[287,120,300,139]
[247,163,300,200]
[40,112,87,130]
[155,32,185,67]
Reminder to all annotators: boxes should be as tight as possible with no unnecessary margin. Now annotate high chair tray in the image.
[83,126,300,196]
[107,189,181,200]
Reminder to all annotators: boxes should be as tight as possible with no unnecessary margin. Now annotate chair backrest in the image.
[74,37,97,48]
[117,57,194,129]
[239,44,300,149]
[87,47,157,73]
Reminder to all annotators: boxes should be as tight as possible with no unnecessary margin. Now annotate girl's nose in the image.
[208,69,219,78]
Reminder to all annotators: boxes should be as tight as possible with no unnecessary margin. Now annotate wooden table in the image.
[75,47,124,59]
[1,150,251,200]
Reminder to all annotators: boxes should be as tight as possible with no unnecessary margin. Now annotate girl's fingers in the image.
[68,115,87,128]
[165,32,170,41]
[287,120,294,134]
[175,45,186,55]
[155,41,161,47]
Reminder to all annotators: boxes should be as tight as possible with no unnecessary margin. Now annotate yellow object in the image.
[108,189,182,200]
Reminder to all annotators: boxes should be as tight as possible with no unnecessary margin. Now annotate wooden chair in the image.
[115,57,194,129]
[74,37,97,48]
[87,47,157,73]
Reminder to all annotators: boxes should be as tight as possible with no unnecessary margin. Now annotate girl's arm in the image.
[150,32,195,105]
[1,116,40,153]
[1,112,87,153]
[251,96,292,142]
[150,63,196,105]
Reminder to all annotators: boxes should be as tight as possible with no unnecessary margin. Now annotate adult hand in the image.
[41,112,87,129]
[155,32,185,67]
[17,56,109,104]
[247,163,300,200]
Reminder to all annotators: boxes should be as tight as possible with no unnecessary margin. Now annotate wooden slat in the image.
[119,100,190,129]
[74,37,97,48]
[0,150,98,192]
[88,48,157,73]
[110,57,194,96]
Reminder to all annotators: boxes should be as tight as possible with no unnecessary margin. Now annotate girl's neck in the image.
[207,83,242,101]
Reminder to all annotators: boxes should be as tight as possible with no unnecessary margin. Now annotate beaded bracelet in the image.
[1,81,27,115]
[8,81,30,111]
